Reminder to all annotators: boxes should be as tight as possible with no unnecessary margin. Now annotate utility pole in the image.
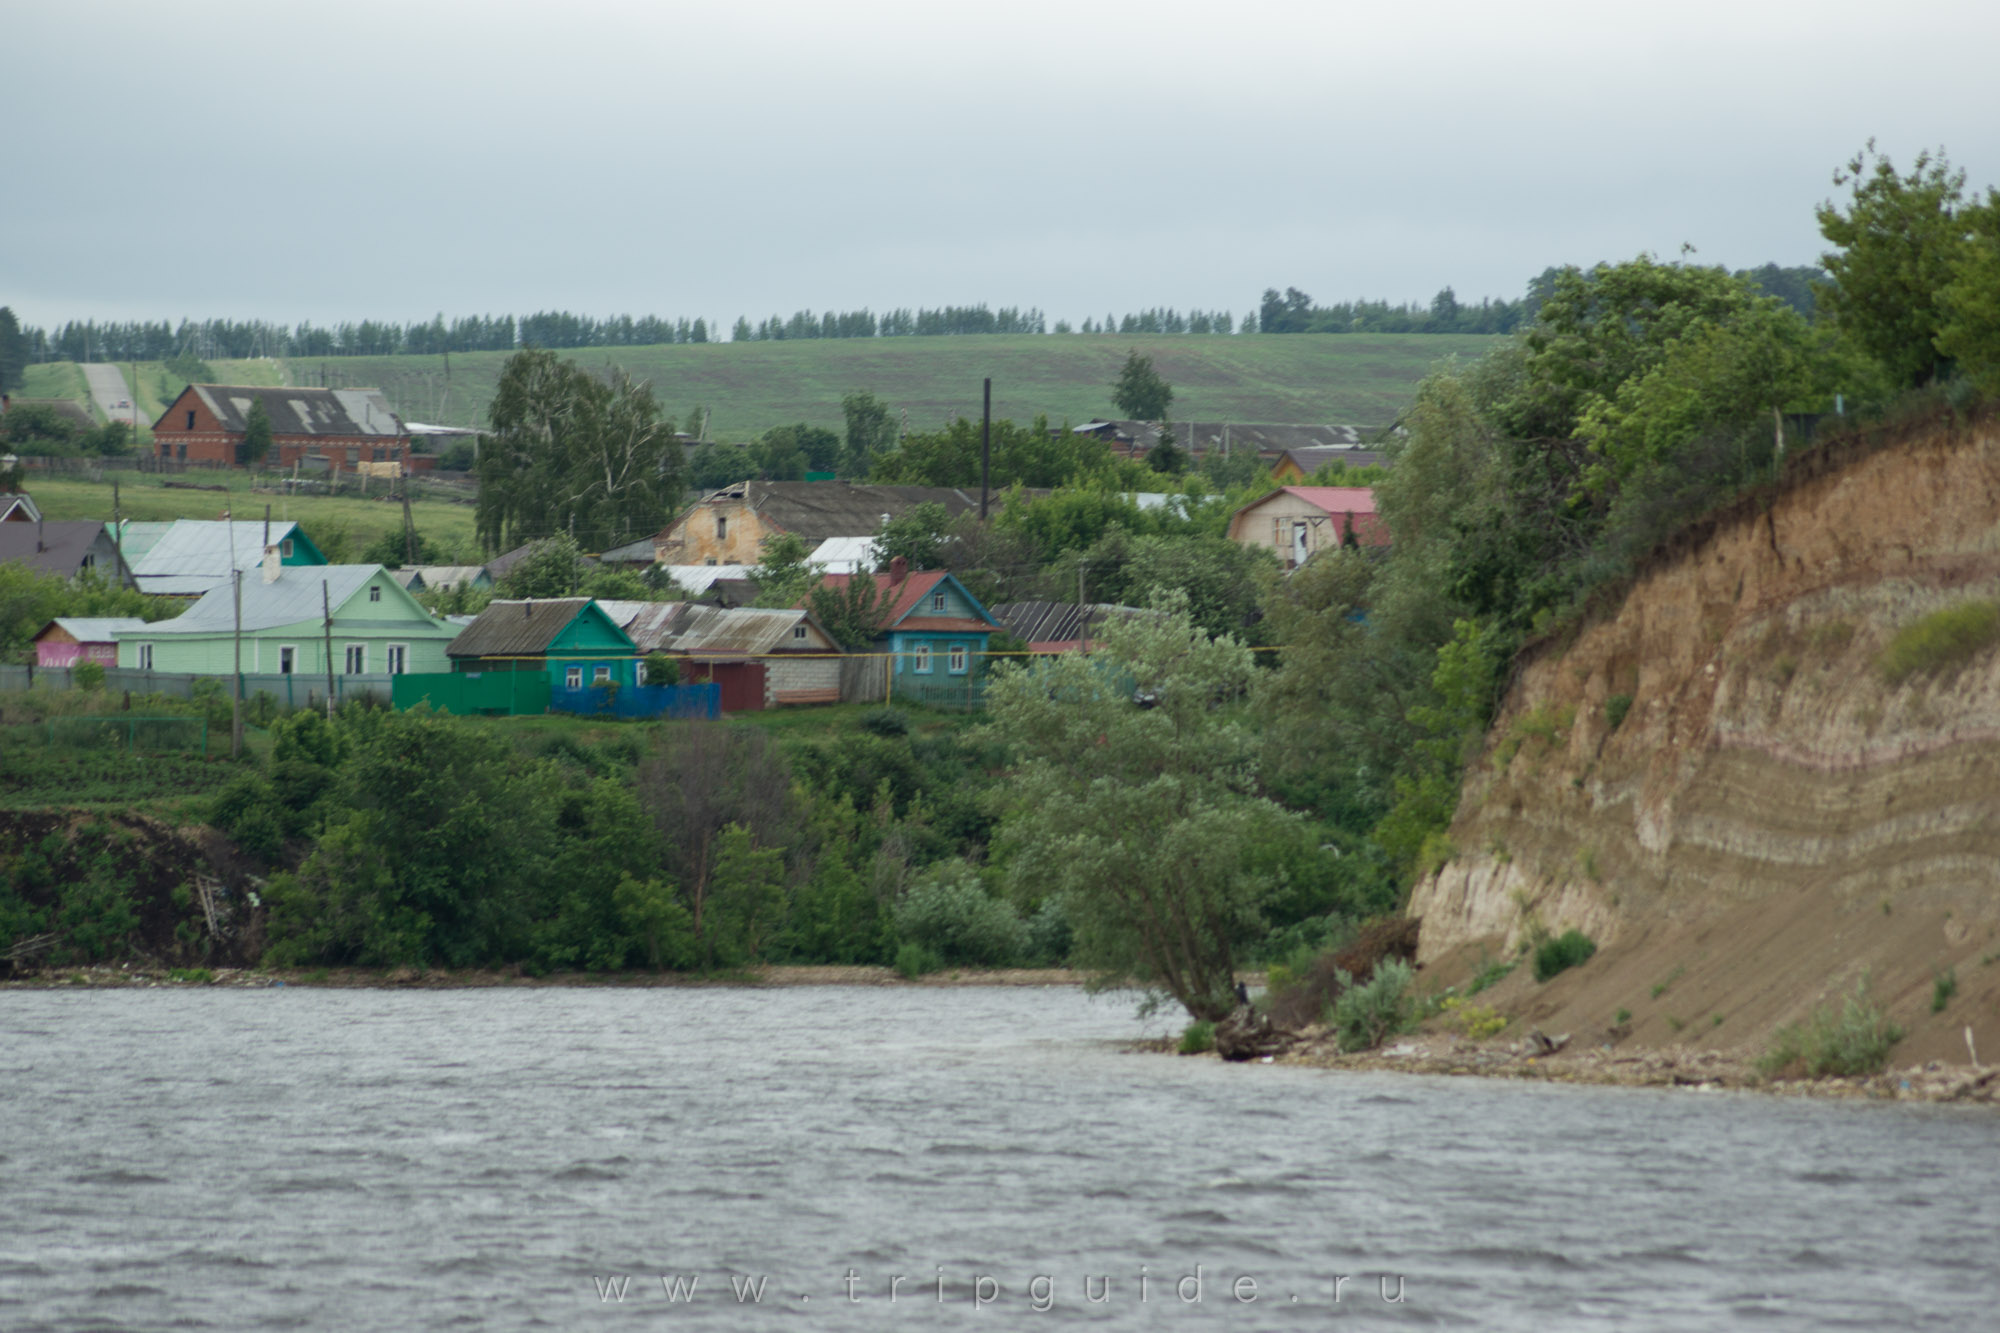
[978,377,992,520]
[322,579,336,716]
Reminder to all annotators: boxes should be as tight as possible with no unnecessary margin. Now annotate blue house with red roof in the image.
[810,558,1000,702]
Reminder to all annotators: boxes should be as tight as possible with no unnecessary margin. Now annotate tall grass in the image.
[1877,601,2000,686]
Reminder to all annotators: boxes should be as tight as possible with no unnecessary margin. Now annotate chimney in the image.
[888,555,908,586]
[262,544,282,583]
[523,599,531,617]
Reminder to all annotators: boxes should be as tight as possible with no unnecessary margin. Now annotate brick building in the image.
[150,385,409,469]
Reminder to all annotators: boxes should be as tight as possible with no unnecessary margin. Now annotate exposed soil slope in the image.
[1410,409,2000,1066]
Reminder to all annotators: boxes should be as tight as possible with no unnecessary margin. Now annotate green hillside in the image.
[141,334,1500,441]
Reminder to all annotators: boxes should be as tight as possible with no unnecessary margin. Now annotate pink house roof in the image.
[1228,485,1389,548]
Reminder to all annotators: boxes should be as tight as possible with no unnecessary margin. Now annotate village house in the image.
[1227,486,1388,570]
[0,520,137,586]
[117,518,328,598]
[445,599,638,692]
[1,493,42,522]
[601,600,843,712]
[809,559,999,692]
[32,617,149,669]
[653,480,992,566]
[114,556,455,677]
[149,385,409,470]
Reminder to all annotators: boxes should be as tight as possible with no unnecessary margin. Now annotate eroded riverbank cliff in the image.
[1410,408,2000,1066]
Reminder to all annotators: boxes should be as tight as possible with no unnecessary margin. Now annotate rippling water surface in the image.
[2,986,1996,1329]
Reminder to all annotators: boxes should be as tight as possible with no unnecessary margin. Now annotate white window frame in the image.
[913,642,933,674]
[385,643,408,675]
[593,665,611,684]
[792,624,807,640]
[278,645,297,675]
[565,666,583,689]
[137,643,153,670]
[931,590,947,612]
[948,643,968,674]
[344,643,366,674]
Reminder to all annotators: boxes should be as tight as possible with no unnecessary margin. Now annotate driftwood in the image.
[1215,1003,1295,1062]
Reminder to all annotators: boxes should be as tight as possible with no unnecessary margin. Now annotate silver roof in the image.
[142,565,448,636]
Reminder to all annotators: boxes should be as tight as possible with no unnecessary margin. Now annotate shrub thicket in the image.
[1757,977,1903,1078]
[1533,929,1597,982]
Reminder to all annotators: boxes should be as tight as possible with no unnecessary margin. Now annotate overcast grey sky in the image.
[5,0,1997,332]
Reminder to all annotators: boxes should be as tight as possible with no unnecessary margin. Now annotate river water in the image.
[1,986,1995,1330]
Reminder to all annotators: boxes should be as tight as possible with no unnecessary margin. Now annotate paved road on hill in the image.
[80,363,141,426]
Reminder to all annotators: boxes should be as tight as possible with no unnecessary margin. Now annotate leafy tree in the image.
[241,398,273,465]
[841,390,897,476]
[1816,143,1971,389]
[1938,189,2000,391]
[758,422,841,475]
[476,348,683,553]
[636,724,801,961]
[985,590,1296,1020]
[499,533,585,598]
[0,306,26,392]
[1,403,83,451]
[869,415,1109,489]
[690,441,758,491]
[702,824,788,967]
[874,502,952,571]
[361,529,445,570]
[807,573,892,649]
[1111,351,1173,421]
[749,531,819,607]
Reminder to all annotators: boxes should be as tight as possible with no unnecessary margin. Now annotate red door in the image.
[693,662,766,712]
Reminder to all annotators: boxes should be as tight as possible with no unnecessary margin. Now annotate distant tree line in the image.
[1255,265,1826,337]
[10,266,1830,366]
[728,305,1049,341]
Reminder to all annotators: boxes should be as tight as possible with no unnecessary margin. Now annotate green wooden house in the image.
[114,561,456,677]
[444,599,639,689]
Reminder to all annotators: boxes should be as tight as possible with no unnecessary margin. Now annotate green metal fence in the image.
[392,671,553,717]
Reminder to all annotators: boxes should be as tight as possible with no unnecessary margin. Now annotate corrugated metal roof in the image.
[111,520,175,562]
[807,536,881,574]
[598,601,837,655]
[990,602,1136,646]
[185,385,404,438]
[130,520,316,596]
[407,564,487,590]
[446,599,595,658]
[662,564,756,594]
[144,565,407,635]
[45,617,149,642]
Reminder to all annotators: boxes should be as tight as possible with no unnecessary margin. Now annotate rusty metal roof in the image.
[599,600,837,657]
[446,598,595,658]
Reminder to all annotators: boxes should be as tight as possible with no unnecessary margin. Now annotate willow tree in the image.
[984,591,1300,1020]
[475,348,684,554]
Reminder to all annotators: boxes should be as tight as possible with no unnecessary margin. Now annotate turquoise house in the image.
[114,562,456,677]
[444,598,639,690]
[811,563,999,701]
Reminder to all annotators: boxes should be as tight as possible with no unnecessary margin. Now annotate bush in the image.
[892,861,1028,967]
[73,661,106,692]
[1178,1020,1216,1055]
[1533,929,1597,982]
[860,707,910,737]
[1758,976,1903,1078]
[1330,957,1415,1052]
[1603,693,1633,731]
[1932,966,1958,1013]
[894,941,941,978]
[642,652,679,687]
[1878,600,2000,686]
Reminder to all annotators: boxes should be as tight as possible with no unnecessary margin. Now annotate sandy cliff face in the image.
[1408,413,2000,1062]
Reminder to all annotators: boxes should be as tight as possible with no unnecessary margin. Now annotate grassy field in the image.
[25,470,482,561]
[24,334,1499,443]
